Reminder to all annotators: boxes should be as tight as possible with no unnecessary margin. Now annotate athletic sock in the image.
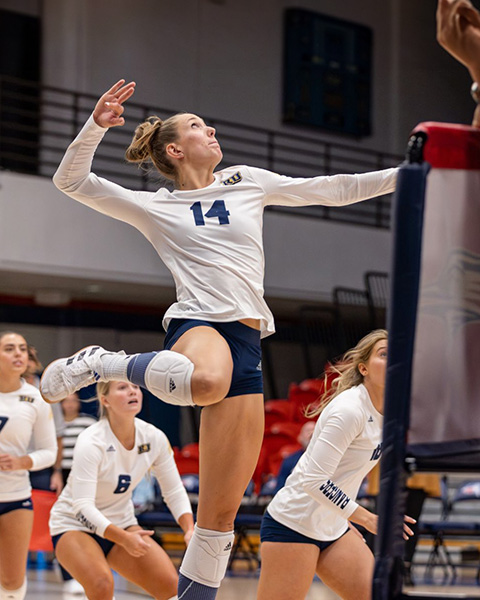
[178,575,218,600]
[99,351,138,381]
[0,579,27,600]
[126,352,158,386]
[177,526,234,599]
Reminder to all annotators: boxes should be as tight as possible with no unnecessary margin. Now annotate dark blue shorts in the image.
[260,511,349,552]
[164,319,263,398]
[0,497,33,516]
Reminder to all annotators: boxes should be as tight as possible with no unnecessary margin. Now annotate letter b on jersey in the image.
[114,474,131,494]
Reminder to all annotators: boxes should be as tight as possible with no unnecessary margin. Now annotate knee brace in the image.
[144,350,195,407]
[0,579,26,600]
[179,526,234,588]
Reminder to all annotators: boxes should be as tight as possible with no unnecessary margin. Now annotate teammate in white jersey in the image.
[257,330,415,600]
[40,80,398,600]
[0,331,57,600]
[49,380,193,600]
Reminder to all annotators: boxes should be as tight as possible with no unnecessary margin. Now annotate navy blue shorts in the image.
[260,511,349,552]
[0,497,33,516]
[164,319,263,398]
[52,532,115,581]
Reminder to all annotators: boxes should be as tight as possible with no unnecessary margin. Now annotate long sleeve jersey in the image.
[53,115,398,338]
[49,417,192,537]
[268,384,383,540]
[0,380,57,501]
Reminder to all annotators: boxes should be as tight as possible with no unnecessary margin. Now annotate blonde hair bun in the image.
[125,115,163,164]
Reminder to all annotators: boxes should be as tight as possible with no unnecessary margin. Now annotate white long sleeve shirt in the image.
[0,380,57,501]
[53,115,398,338]
[268,384,382,540]
[49,417,192,537]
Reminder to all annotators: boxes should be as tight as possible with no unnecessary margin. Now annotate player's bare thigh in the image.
[108,525,177,599]
[171,325,233,406]
[257,541,319,600]
[316,529,374,600]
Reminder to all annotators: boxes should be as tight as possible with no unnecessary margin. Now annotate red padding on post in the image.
[412,122,480,170]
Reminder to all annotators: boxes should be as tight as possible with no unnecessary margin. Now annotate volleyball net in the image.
[372,123,480,600]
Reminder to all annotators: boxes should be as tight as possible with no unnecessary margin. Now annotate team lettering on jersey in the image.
[19,395,35,403]
[221,172,242,186]
[370,443,382,461]
[113,474,131,494]
[0,417,9,433]
[319,479,351,509]
[137,443,151,454]
[75,511,97,533]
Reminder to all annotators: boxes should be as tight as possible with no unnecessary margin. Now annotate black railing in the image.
[0,76,403,228]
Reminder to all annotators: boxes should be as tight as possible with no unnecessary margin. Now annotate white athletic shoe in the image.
[62,578,85,595]
[40,345,107,404]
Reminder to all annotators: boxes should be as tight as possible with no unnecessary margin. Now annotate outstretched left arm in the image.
[251,165,398,209]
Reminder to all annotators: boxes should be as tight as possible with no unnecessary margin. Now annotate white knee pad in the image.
[144,350,195,407]
[0,579,26,600]
[179,525,234,588]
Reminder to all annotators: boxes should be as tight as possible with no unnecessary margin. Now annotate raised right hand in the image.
[436,0,480,72]
[93,79,136,129]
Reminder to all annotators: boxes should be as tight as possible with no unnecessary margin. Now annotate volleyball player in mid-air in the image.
[256,330,415,600]
[40,80,398,599]
[0,331,57,600]
[49,381,193,600]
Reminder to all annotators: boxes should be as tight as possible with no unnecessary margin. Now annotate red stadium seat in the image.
[288,372,338,422]
[267,442,303,477]
[181,442,200,459]
[175,443,200,474]
[264,399,294,429]
[262,422,303,458]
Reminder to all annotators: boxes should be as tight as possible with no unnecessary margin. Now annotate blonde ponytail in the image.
[307,329,388,418]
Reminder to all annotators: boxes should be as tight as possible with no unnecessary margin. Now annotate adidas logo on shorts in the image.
[368,416,374,423]
[223,542,232,551]
[107,445,116,452]
[169,378,177,393]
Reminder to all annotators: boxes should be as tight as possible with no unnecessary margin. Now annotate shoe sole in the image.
[40,345,99,404]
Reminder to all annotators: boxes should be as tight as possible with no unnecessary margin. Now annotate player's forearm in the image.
[349,505,378,535]
[178,511,194,536]
[104,523,131,546]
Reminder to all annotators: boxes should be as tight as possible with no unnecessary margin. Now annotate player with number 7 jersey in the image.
[42,79,398,600]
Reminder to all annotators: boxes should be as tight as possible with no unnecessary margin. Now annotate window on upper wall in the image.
[0,8,41,174]
[283,8,373,137]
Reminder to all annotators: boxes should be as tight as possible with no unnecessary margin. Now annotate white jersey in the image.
[49,417,192,537]
[0,381,57,502]
[53,115,398,338]
[268,384,382,540]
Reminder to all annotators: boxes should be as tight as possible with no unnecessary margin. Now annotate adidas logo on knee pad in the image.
[144,351,195,407]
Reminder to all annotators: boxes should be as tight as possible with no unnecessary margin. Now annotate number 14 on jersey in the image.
[190,200,230,226]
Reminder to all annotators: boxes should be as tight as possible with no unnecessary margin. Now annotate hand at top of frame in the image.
[437,0,480,84]
[93,79,136,129]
